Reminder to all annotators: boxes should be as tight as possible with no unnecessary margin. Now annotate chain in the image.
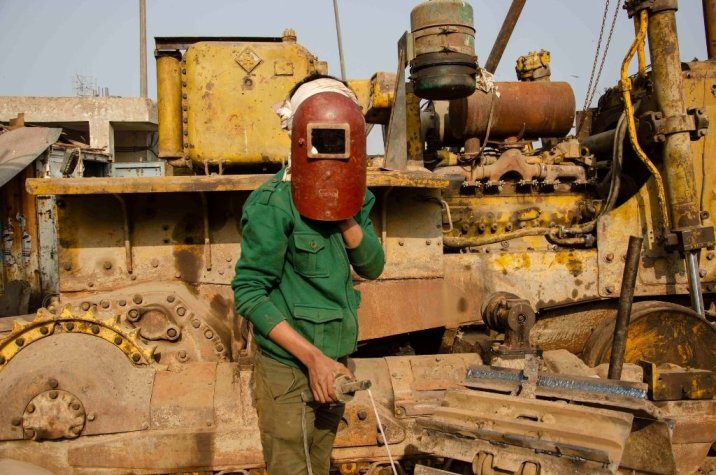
[578,1,621,135]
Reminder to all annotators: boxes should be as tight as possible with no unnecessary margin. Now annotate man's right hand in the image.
[306,352,355,404]
[267,320,355,403]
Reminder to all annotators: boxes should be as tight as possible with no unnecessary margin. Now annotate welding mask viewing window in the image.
[290,91,366,221]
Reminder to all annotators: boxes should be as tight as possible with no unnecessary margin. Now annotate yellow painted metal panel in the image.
[182,40,323,167]
[26,171,448,196]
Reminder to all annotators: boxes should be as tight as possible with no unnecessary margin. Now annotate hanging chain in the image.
[578,1,621,135]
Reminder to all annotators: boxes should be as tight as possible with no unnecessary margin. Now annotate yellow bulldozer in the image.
[1,0,715,473]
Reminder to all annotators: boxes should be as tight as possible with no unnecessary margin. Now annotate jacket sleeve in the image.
[347,189,385,280]
[231,200,292,337]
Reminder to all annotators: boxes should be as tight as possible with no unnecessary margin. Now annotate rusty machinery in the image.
[2,0,716,474]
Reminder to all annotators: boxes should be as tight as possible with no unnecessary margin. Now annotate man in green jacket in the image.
[232,77,385,475]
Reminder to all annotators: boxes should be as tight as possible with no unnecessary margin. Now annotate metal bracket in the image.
[625,0,678,18]
[688,107,709,140]
[665,225,716,252]
[639,108,708,143]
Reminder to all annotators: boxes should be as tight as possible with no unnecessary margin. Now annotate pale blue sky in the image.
[0,0,707,112]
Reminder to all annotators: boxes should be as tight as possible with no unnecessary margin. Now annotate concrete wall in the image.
[0,97,157,150]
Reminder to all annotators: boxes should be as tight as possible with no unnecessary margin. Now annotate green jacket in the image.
[232,170,385,368]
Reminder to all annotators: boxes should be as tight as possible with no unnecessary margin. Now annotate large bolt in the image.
[87,413,96,422]
[15,338,25,347]
[204,329,214,339]
[71,426,82,435]
[26,404,35,413]
[605,285,615,295]
[191,320,201,329]
[100,300,110,309]
[176,307,186,316]
[167,295,176,303]
[118,299,127,306]
[131,353,141,363]
[80,302,91,311]
[66,322,75,331]
[605,253,614,263]
[133,294,143,305]
[71,402,81,411]
[48,378,59,389]
[357,410,368,421]
[91,324,100,335]
[114,336,123,345]
[167,328,178,339]
[128,309,140,321]
[40,326,49,335]
[177,350,188,361]
[103,261,112,270]
[49,390,58,399]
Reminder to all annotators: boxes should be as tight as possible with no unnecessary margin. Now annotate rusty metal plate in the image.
[67,428,264,471]
[597,179,715,298]
[379,187,444,280]
[0,333,153,440]
[419,389,633,469]
[151,362,217,429]
[183,40,319,167]
[0,127,61,188]
[443,247,600,320]
[385,354,480,418]
[356,278,444,340]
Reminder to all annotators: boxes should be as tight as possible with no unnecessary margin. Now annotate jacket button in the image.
[310,241,317,249]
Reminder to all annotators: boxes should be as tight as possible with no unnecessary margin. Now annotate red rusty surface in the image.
[291,92,366,221]
[449,81,575,140]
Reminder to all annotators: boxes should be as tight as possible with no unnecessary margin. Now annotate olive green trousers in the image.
[255,352,344,475]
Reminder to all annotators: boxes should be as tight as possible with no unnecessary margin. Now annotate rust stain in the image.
[555,251,583,276]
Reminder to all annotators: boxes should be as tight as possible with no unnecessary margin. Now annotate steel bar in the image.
[704,0,716,59]
[139,0,147,98]
[484,0,527,74]
[608,235,643,380]
[332,0,347,80]
[686,251,706,317]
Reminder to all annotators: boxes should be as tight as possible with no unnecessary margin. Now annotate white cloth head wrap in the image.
[274,77,359,181]
[274,77,358,132]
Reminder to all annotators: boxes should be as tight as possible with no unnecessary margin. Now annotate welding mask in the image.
[290,91,366,221]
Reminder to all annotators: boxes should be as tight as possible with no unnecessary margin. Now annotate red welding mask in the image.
[290,91,366,221]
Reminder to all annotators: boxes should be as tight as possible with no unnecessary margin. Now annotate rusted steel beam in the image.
[704,0,716,59]
[26,171,449,196]
[483,0,527,74]
[608,235,643,380]
[646,6,701,229]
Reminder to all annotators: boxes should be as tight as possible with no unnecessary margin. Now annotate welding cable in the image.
[620,9,671,230]
[301,404,314,475]
[368,388,398,475]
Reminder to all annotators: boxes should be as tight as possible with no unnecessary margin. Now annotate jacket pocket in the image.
[293,305,343,356]
[293,232,329,278]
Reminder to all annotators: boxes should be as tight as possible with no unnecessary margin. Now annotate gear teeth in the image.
[34,308,53,322]
[11,320,28,333]
[59,306,75,319]
[102,315,121,327]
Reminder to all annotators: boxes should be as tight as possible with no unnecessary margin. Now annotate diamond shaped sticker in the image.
[235,48,263,74]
